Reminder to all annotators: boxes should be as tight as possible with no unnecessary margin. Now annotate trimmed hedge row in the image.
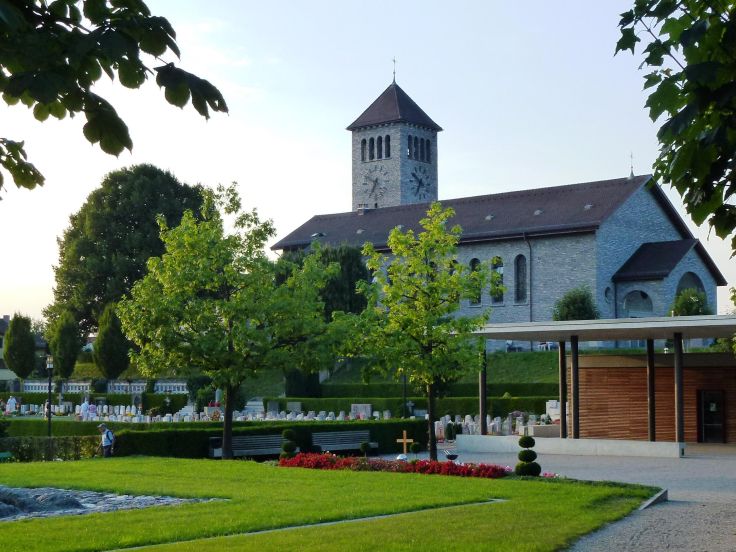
[3,418,239,437]
[265,396,554,418]
[0,392,188,411]
[0,435,99,461]
[320,382,559,398]
[115,420,429,458]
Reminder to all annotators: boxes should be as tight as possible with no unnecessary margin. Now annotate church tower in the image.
[347,81,442,211]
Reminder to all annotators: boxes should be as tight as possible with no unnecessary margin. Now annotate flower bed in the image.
[279,453,510,479]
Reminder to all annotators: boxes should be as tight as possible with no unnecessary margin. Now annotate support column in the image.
[479,349,488,435]
[571,336,580,439]
[558,341,567,439]
[646,339,656,441]
[674,332,684,443]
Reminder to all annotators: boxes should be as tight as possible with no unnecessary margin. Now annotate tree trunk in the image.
[427,380,437,461]
[221,383,235,460]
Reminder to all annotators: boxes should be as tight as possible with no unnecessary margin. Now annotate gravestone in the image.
[350,404,372,419]
[266,401,279,414]
[286,401,302,413]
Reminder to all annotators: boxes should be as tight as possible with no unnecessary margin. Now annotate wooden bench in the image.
[311,430,378,453]
[208,435,296,458]
[0,452,13,463]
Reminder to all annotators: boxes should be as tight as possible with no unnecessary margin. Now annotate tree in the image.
[93,303,130,380]
[3,313,36,379]
[0,0,227,194]
[118,185,333,459]
[45,164,203,335]
[669,288,713,316]
[47,310,82,380]
[552,287,600,321]
[346,202,499,461]
[617,2,736,252]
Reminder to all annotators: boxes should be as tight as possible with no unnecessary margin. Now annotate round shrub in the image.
[360,442,370,456]
[282,429,297,442]
[514,462,528,475]
[525,462,542,477]
[518,435,535,449]
[410,442,421,454]
[279,451,292,460]
[517,449,537,463]
[282,440,297,454]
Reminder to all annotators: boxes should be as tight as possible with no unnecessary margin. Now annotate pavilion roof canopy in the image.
[475,315,736,342]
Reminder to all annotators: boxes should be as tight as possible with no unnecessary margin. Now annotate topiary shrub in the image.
[409,442,421,457]
[360,441,371,457]
[514,435,541,476]
[454,422,463,436]
[281,428,297,459]
[518,435,535,449]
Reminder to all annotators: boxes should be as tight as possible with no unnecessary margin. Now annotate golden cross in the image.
[396,430,414,454]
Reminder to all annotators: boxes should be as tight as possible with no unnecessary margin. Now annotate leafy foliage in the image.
[44,164,203,335]
[3,313,36,378]
[93,303,130,379]
[118,184,335,458]
[617,1,736,252]
[0,0,227,194]
[552,287,600,321]
[343,202,500,460]
[47,310,81,379]
[669,287,713,316]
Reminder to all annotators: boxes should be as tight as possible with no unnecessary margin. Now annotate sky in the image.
[0,0,733,320]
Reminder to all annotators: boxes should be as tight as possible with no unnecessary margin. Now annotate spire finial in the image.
[392,57,396,83]
[629,151,634,178]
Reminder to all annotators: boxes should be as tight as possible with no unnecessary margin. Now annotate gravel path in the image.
[387,443,736,551]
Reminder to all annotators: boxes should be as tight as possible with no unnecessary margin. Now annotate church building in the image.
[273,81,726,347]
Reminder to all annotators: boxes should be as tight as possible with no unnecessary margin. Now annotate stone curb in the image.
[638,488,668,510]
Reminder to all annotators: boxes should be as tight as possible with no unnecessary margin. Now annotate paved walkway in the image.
[390,444,736,551]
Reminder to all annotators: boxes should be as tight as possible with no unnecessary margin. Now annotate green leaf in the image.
[680,19,707,47]
[643,71,662,90]
[615,27,640,54]
[83,0,109,24]
[618,10,635,27]
[645,77,682,120]
[684,62,722,86]
[140,29,167,57]
[118,60,146,89]
[164,82,190,108]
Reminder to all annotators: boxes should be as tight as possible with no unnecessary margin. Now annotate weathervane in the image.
[392,57,396,82]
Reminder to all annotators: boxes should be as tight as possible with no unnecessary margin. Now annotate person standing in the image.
[97,423,115,457]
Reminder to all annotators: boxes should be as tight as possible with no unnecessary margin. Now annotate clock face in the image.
[410,166,433,200]
[362,165,389,201]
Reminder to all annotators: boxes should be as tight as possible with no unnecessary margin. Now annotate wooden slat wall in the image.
[568,357,736,443]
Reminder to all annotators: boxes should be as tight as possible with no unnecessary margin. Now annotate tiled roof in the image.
[613,240,698,281]
[346,82,442,131]
[273,175,649,250]
[613,239,727,285]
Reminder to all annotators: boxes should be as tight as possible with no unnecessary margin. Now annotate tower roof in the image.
[347,82,442,131]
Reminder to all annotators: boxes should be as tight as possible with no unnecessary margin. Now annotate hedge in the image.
[265,396,555,419]
[115,420,429,458]
[320,382,559,398]
[0,435,99,461]
[2,418,249,437]
[0,392,188,411]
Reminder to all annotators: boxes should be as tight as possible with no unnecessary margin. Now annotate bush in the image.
[320,382,558,399]
[515,434,541,477]
[0,435,98,461]
[517,449,537,462]
[282,429,297,442]
[282,440,297,454]
[410,442,421,454]
[518,435,536,448]
[112,420,429,458]
[360,441,370,456]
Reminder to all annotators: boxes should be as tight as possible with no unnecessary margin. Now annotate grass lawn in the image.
[0,457,655,552]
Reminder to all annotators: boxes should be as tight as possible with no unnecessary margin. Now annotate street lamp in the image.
[46,354,54,439]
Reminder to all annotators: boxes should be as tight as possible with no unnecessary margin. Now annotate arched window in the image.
[426,138,431,163]
[377,136,383,159]
[676,272,705,294]
[413,136,419,159]
[369,137,375,160]
[361,139,366,162]
[385,135,391,157]
[491,257,504,304]
[623,290,653,318]
[420,139,425,161]
[408,134,413,158]
[469,258,481,305]
[514,254,527,303]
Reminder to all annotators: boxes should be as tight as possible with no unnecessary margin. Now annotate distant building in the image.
[273,81,726,349]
